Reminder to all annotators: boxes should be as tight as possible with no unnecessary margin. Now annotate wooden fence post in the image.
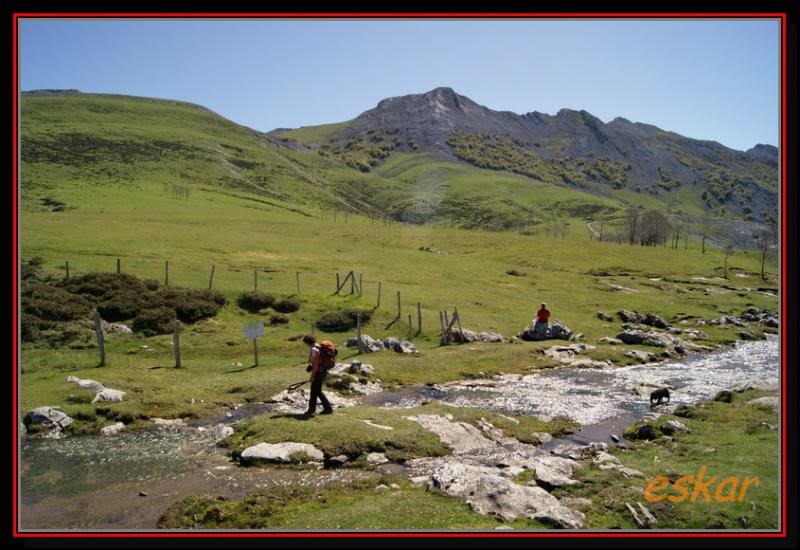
[208,265,215,290]
[356,314,365,354]
[454,307,463,342]
[173,321,182,368]
[296,272,301,294]
[377,282,382,308]
[336,273,340,294]
[350,271,355,295]
[253,338,259,367]
[65,260,70,280]
[253,270,258,292]
[93,310,105,366]
[165,260,169,286]
[408,314,413,338]
[417,302,422,336]
[116,258,121,274]
[358,274,363,297]
[384,291,402,329]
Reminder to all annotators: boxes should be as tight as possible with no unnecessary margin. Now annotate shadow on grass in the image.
[225,364,258,374]
[269,412,313,421]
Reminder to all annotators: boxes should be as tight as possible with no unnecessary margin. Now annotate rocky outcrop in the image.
[24,407,73,431]
[101,422,126,436]
[518,321,573,342]
[405,414,496,453]
[240,442,324,464]
[269,387,357,413]
[428,462,584,528]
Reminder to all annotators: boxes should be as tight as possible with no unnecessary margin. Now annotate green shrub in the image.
[60,272,149,300]
[21,283,93,322]
[97,290,145,321]
[132,306,176,336]
[155,287,224,323]
[143,278,160,291]
[273,296,300,313]
[237,291,275,313]
[21,257,45,281]
[268,312,289,325]
[315,309,371,332]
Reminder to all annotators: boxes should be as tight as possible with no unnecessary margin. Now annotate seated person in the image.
[534,302,550,336]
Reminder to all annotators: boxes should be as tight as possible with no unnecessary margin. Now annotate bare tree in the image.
[700,215,716,254]
[723,244,735,279]
[754,228,777,281]
[624,206,640,245]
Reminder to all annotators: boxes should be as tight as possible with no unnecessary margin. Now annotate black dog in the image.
[650,387,671,406]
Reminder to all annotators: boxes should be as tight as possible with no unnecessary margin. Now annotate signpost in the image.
[244,321,265,366]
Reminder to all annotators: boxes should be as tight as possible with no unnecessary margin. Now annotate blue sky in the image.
[20,19,779,151]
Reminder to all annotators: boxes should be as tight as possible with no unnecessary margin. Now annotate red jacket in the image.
[537,308,550,322]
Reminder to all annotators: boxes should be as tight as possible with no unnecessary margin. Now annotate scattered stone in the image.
[666,420,688,432]
[714,390,734,403]
[374,484,390,492]
[449,328,507,344]
[92,388,126,403]
[105,322,133,334]
[419,246,449,255]
[383,336,417,354]
[65,377,106,392]
[763,317,779,328]
[347,360,375,377]
[528,455,581,487]
[747,396,779,413]
[599,337,623,345]
[610,434,620,443]
[618,310,643,323]
[24,407,73,430]
[410,475,430,485]
[627,423,658,441]
[673,405,694,418]
[328,455,349,467]
[642,313,670,329]
[390,483,401,490]
[561,497,593,509]
[101,422,126,436]
[139,491,148,497]
[597,311,614,322]
[240,442,324,464]
[152,417,187,429]
[360,419,394,431]
[345,334,385,353]
[366,452,389,465]
[625,350,656,363]
[738,331,756,341]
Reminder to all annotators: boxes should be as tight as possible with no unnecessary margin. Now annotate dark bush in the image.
[273,296,300,313]
[315,309,371,332]
[268,312,290,325]
[21,313,44,342]
[60,272,149,300]
[22,283,93,321]
[155,287,223,323]
[143,278,160,291]
[22,257,45,281]
[132,306,176,336]
[237,291,275,313]
[97,290,145,321]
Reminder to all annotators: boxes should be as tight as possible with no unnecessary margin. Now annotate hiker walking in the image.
[302,334,336,417]
[534,302,550,338]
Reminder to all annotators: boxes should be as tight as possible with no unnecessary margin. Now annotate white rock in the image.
[240,442,324,464]
[91,388,126,403]
[360,419,394,431]
[366,452,389,465]
[405,414,496,453]
[101,422,126,436]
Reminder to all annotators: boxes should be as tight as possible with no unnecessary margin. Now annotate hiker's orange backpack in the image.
[317,340,338,373]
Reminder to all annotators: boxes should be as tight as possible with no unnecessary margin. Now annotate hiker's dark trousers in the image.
[308,373,332,413]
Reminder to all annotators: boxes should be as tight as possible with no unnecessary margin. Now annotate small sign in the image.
[243,321,265,339]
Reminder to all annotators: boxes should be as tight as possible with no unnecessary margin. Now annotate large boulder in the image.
[617,310,643,323]
[642,312,670,329]
[527,455,581,488]
[428,462,584,528]
[518,321,573,342]
[24,407,73,430]
[66,376,105,392]
[240,442,324,464]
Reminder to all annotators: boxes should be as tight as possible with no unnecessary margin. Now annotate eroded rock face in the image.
[528,455,581,488]
[428,462,584,528]
[240,442,324,464]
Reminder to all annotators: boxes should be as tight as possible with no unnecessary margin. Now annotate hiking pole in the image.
[286,380,309,391]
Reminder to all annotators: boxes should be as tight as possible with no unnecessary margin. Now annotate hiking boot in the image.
[320,408,334,415]
[301,410,316,418]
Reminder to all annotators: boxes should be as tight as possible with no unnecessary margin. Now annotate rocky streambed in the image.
[20,337,779,530]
